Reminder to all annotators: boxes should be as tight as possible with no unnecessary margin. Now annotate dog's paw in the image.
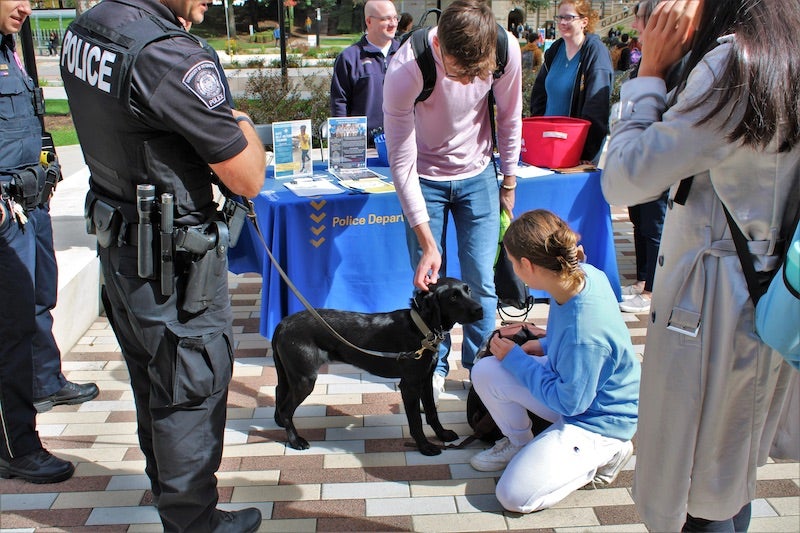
[418,441,443,456]
[437,429,459,443]
[287,436,310,450]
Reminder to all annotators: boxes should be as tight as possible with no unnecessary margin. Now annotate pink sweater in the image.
[383,27,522,228]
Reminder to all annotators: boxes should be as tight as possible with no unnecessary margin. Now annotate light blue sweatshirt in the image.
[501,264,640,440]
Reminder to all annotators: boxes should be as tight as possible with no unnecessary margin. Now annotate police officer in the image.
[0,0,77,485]
[61,0,265,531]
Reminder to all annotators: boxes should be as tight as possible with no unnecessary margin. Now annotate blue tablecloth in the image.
[228,160,621,339]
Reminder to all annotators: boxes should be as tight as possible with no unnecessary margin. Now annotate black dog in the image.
[271,278,484,456]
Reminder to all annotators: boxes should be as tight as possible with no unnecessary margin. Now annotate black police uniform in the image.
[61,1,249,530]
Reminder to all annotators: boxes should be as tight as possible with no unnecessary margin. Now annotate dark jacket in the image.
[330,35,399,134]
[530,33,613,162]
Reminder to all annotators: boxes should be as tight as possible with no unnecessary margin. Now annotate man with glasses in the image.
[331,0,399,140]
[383,0,522,402]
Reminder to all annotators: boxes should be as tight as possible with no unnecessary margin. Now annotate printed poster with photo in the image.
[327,116,368,172]
[272,119,313,179]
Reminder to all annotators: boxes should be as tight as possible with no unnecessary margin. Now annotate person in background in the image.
[395,12,413,41]
[629,35,641,65]
[330,0,399,140]
[614,33,632,73]
[383,0,522,404]
[469,210,639,513]
[617,0,669,315]
[0,0,78,486]
[602,0,800,530]
[520,35,544,73]
[529,0,613,164]
[47,30,58,55]
[61,0,266,530]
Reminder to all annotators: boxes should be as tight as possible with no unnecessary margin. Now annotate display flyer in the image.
[272,119,313,179]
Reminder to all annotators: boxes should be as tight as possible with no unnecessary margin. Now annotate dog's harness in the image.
[244,199,444,359]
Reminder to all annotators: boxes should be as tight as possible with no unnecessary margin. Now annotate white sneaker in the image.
[420,373,446,411]
[619,293,651,313]
[432,373,446,406]
[470,437,524,472]
[593,440,633,486]
[621,283,644,300]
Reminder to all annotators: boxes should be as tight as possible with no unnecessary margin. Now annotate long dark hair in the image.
[679,0,799,152]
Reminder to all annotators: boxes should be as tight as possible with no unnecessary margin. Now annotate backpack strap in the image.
[723,202,800,305]
[409,28,437,104]
[492,23,508,79]
[723,204,771,305]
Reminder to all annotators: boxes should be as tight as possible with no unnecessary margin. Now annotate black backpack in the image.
[400,22,509,104]
[465,327,552,444]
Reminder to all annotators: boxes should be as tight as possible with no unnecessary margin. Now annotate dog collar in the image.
[410,308,445,356]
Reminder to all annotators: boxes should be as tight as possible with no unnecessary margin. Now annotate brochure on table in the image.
[272,119,314,179]
[284,176,346,197]
[327,116,393,192]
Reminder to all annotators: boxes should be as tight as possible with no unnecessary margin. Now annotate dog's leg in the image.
[420,376,459,444]
[273,350,314,450]
[399,379,442,456]
[276,377,315,450]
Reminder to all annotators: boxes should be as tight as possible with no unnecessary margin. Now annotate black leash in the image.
[243,199,443,359]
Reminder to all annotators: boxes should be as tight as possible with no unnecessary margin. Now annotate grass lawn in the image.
[44,99,77,147]
[205,33,357,56]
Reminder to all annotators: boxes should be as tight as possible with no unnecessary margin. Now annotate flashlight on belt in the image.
[137,184,156,279]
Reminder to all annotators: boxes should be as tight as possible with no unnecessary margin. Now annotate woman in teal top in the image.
[530,0,613,162]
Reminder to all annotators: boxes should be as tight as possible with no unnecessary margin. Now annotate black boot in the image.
[34,381,100,412]
[0,449,75,484]
[211,508,262,533]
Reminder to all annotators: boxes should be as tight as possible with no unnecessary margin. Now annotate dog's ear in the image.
[411,287,430,310]
[415,286,444,330]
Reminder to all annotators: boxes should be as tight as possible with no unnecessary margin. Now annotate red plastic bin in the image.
[520,116,591,168]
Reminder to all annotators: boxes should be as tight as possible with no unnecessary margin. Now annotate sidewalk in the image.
[1,203,798,531]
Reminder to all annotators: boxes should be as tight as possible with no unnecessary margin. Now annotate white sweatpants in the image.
[472,355,629,513]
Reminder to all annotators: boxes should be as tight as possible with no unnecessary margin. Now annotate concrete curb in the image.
[50,145,99,355]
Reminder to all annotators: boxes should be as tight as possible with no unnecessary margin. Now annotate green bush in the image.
[245,58,266,68]
[522,69,537,117]
[237,68,332,147]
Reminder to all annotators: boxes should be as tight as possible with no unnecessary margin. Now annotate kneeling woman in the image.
[470,209,640,512]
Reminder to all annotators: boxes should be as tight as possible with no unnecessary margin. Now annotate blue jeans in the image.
[404,165,499,377]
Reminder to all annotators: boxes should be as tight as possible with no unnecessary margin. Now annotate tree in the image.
[74,0,100,16]
[524,0,553,29]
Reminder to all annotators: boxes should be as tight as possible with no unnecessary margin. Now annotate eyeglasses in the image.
[441,52,467,80]
[368,15,399,23]
[555,14,584,23]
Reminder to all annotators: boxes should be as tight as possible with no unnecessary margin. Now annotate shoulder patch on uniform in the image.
[182,60,226,109]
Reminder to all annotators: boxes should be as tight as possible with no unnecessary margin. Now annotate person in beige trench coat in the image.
[601,0,800,531]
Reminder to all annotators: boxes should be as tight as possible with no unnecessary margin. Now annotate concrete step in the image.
[49,144,99,355]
